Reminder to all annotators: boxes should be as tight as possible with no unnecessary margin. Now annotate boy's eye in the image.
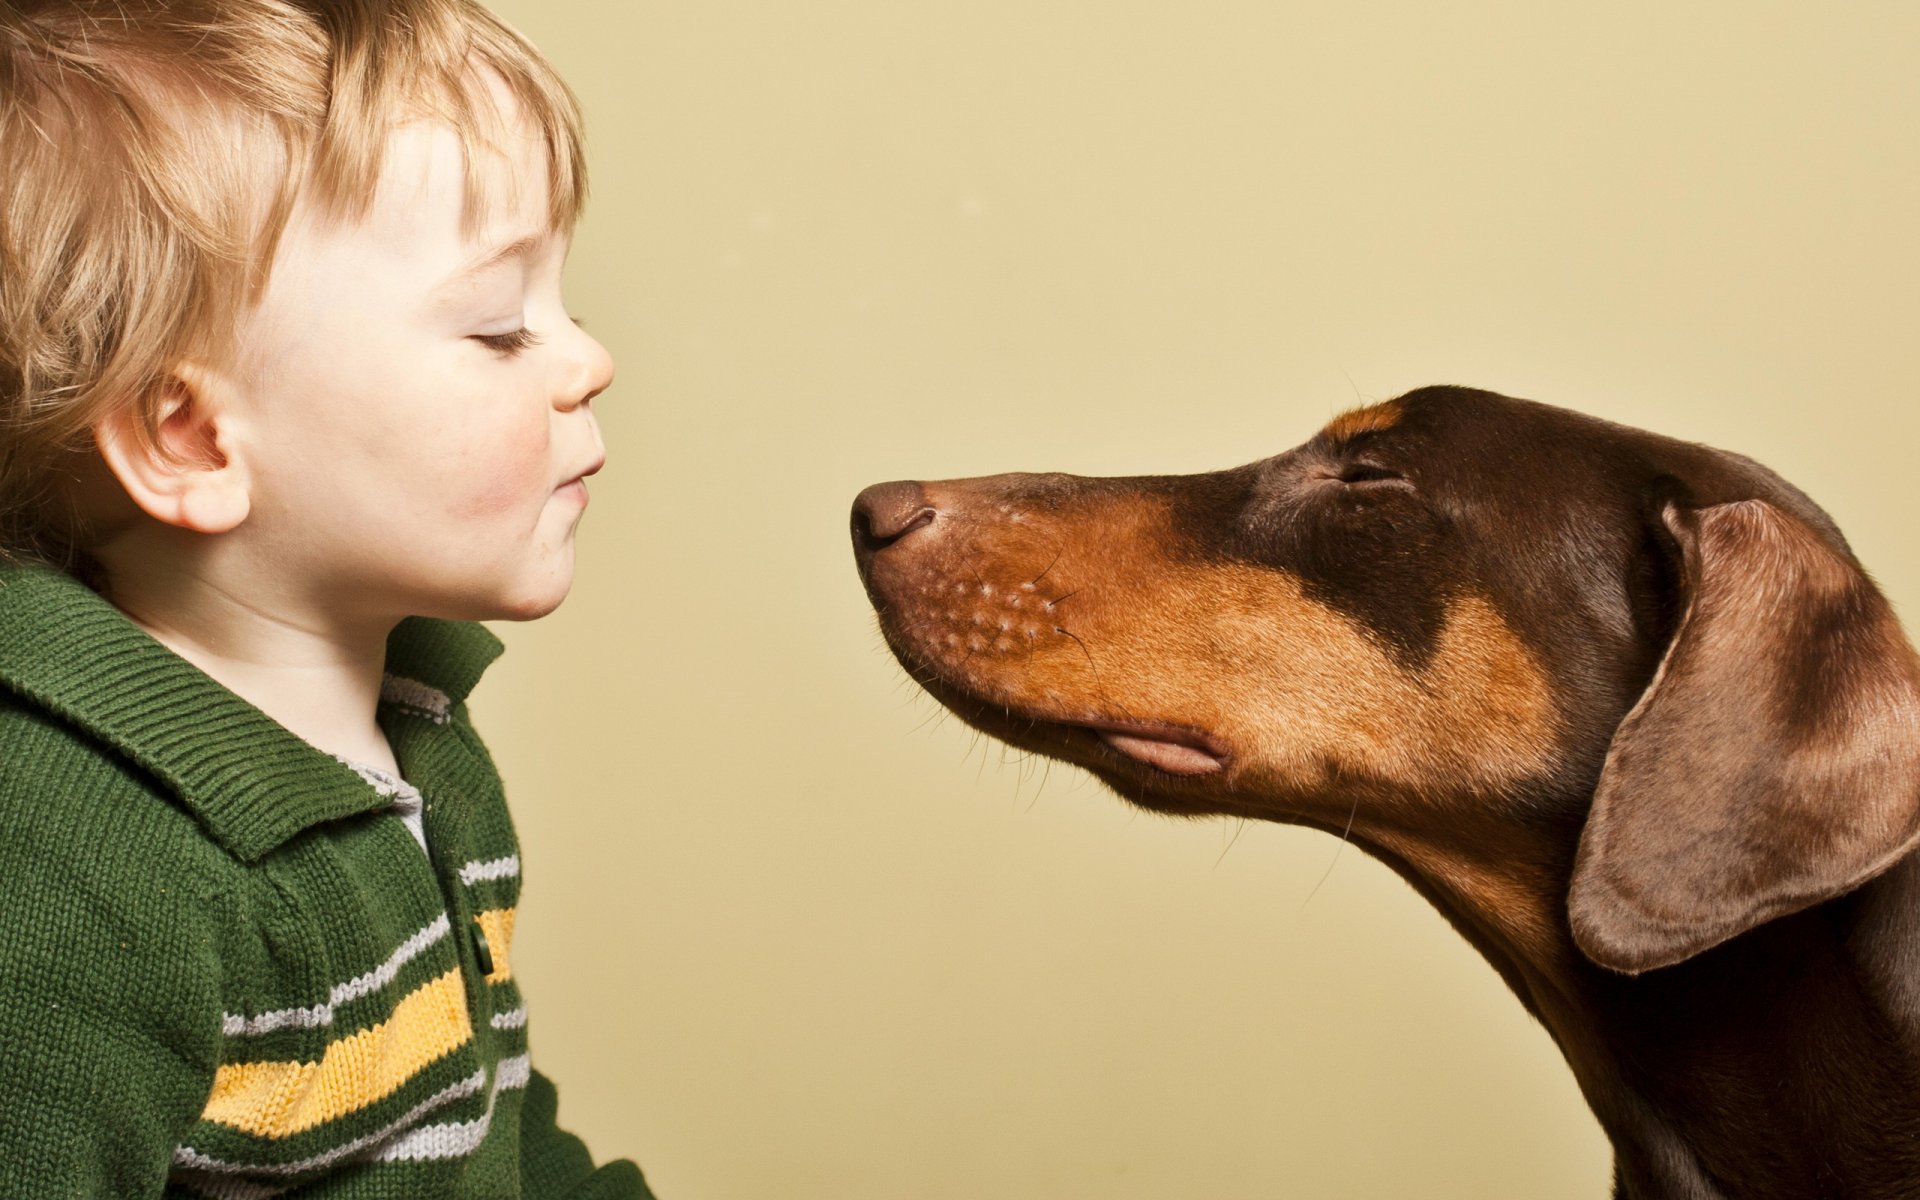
[470,327,542,356]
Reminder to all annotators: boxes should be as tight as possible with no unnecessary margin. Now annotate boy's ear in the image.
[93,364,252,535]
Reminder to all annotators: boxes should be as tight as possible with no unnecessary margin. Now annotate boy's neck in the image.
[97,552,404,775]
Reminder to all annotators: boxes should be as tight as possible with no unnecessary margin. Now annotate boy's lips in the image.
[559,456,606,489]
[555,457,603,508]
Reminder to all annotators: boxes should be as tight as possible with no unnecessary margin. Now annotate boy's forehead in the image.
[240,120,562,354]
[277,113,562,290]
[380,115,556,247]
[248,59,583,305]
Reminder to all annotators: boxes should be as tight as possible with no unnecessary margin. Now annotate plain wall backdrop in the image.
[469,3,1919,1196]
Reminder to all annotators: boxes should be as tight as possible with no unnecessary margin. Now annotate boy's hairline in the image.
[275,113,584,260]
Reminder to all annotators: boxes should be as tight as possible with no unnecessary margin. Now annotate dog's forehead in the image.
[1309,388,1603,455]
[1303,390,1844,549]
[1289,389,1681,523]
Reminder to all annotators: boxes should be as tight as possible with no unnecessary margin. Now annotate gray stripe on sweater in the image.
[373,1054,533,1162]
[171,1067,488,1186]
[457,853,520,886]
[380,674,451,723]
[220,914,451,1036]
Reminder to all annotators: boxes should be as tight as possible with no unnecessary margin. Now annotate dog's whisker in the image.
[1053,627,1141,724]
[1030,758,1054,810]
[1339,370,1369,409]
[1014,751,1047,811]
[1212,817,1249,872]
[1299,793,1361,910]
[1052,625,1136,720]
[1028,548,1063,588]
[1055,625,1097,673]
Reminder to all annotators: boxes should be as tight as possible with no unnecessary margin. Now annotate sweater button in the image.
[472,925,495,977]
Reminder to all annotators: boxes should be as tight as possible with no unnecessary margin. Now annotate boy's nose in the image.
[558,326,615,410]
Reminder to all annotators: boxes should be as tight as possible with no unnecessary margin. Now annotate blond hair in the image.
[0,0,587,567]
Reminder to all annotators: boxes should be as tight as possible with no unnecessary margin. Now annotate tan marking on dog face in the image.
[1366,830,1567,963]
[1321,401,1403,442]
[871,487,1559,813]
[1122,564,1560,804]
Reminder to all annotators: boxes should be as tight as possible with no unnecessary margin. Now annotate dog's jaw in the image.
[854,472,1558,822]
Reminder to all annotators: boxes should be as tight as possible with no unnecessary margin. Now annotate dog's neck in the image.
[1355,814,1920,1200]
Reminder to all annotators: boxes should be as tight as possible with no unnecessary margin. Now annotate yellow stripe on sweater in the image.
[201,968,473,1138]
[474,908,516,983]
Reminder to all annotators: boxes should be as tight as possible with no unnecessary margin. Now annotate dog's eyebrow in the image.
[1321,401,1403,443]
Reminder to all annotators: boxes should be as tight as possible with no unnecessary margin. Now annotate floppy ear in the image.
[1569,498,1920,974]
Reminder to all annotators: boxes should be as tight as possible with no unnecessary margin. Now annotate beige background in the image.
[470,2,1919,1196]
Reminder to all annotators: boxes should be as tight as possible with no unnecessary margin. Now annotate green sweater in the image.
[0,563,654,1199]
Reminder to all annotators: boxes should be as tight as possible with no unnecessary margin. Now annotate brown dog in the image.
[850,387,1920,1199]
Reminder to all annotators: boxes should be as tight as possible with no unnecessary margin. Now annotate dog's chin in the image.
[902,663,1234,808]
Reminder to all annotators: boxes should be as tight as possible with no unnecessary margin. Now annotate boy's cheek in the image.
[451,477,541,521]
[440,431,556,521]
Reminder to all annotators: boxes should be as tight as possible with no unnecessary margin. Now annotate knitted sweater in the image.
[0,562,654,1199]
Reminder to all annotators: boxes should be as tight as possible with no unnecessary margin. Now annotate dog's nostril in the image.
[852,480,938,556]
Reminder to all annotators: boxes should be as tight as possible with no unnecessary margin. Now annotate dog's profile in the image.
[850,387,1920,1199]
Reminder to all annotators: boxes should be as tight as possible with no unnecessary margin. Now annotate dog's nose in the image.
[852,480,936,559]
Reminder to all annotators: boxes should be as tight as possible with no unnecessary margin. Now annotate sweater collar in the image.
[0,561,503,862]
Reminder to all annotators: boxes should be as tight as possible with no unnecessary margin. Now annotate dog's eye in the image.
[1337,462,1404,485]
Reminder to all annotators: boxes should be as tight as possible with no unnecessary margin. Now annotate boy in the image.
[0,1,653,1195]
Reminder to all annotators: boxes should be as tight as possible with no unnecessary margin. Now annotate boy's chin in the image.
[481,578,574,623]
[427,566,576,625]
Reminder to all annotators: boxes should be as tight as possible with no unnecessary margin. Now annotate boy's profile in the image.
[0,0,651,1194]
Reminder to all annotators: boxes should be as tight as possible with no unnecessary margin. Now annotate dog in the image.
[850,386,1920,1199]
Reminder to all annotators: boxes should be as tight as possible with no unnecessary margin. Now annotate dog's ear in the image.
[1569,497,1920,974]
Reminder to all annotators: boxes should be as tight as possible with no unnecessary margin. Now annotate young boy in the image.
[0,1,653,1195]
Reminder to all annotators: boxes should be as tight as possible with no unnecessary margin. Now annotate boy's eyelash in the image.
[471,327,543,356]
